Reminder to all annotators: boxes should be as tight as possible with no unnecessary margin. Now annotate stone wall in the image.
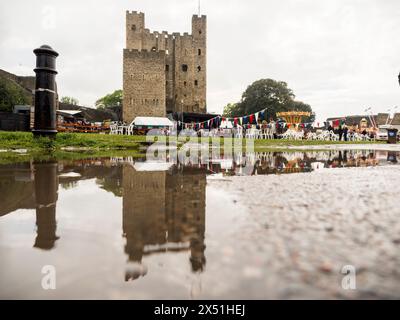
[123,49,166,122]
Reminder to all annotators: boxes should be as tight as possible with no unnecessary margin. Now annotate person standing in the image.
[338,125,343,141]
[343,125,348,141]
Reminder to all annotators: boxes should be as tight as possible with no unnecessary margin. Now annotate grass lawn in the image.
[0,131,150,151]
[0,130,384,155]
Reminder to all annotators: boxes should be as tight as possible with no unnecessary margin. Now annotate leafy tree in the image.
[60,96,79,105]
[96,90,122,109]
[287,100,315,122]
[222,103,240,117]
[0,76,30,112]
[222,79,314,121]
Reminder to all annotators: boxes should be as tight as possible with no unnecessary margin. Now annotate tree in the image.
[222,79,314,121]
[60,96,79,105]
[0,76,30,112]
[95,90,122,109]
[223,103,241,117]
[287,100,315,122]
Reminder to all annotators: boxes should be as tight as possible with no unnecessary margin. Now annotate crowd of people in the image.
[326,123,377,141]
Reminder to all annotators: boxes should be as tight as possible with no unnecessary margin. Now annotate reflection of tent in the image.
[211,159,233,169]
[133,161,174,172]
[133,117,173,128]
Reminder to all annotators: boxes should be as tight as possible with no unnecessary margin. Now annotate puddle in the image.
[0,149,399,298]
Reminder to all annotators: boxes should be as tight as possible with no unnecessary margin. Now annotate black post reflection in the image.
[387,151,398,163]
[33,161,59,250]
[122,164,206,281]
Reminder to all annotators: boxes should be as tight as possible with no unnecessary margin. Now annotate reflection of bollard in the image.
[387,151,398,163]
[386,128,398,144]
[32,45,59,138]
[33,161,59,250]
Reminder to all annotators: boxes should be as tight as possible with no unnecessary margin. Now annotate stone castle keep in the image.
[123,11,207,123]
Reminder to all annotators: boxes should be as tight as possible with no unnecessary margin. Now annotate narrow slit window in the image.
[198,49,201,55]
[194,80,198,86]
[197,66,201,72]
[182,64,188,72]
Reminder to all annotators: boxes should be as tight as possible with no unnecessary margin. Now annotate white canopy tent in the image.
[132,117,174,127]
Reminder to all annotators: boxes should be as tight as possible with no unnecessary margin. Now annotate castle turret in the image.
[192,15,207,113]
[126,11,145,50]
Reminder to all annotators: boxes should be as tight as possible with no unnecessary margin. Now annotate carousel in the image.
[276,111,311,125]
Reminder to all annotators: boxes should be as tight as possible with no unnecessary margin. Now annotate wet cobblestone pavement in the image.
[210,165,400,299]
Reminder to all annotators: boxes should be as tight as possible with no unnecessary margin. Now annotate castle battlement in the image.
[140,29,196,41]
[126,10,144,16]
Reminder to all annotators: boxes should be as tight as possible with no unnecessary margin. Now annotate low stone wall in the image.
[0,112,30,131]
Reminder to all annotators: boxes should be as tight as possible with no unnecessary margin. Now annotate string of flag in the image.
[178,108,269,129]
[177,107,315,130]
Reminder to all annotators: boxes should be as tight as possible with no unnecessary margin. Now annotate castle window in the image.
[194,80,198,86]
[197,66,201,72]
[151,47,156,52]
[198,49,201,55]
[184,81,187,86]
[182,64,188,72]
[165,64,169,72]
[199,30,202,35]
[131,25,137,31]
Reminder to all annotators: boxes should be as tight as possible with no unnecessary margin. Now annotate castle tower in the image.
[126,11,145,50]
[191,15,207,114]
[123,11,207,124]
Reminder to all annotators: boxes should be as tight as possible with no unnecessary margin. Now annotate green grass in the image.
[0,131,385,161]
[0,131,150,151]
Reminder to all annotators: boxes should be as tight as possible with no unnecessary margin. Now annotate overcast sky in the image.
[0,0,399,122]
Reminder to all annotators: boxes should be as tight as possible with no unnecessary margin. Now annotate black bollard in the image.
[32,45,59,138]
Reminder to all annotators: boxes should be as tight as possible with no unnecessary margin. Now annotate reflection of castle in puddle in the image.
[122,163,206,281]
[0,149,398,280]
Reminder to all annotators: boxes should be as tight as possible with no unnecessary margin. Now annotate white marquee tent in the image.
[133,117,174,127]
